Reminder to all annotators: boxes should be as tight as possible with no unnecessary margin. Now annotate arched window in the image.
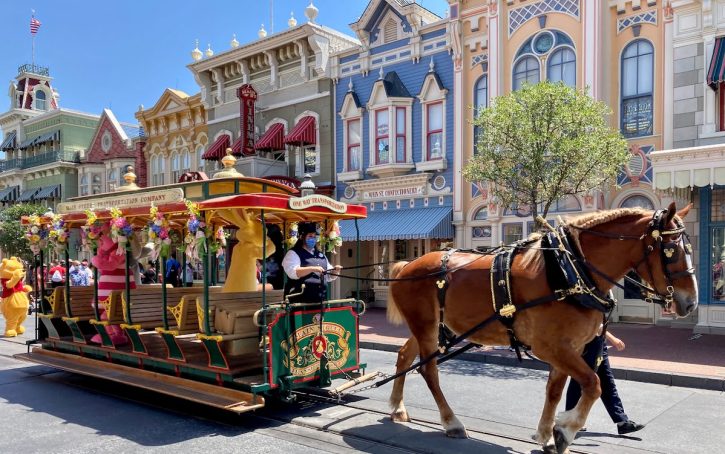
[621,40,654,138]
[35,90,47,110]
[181,150,191,172]
[620,194,654,210]
[196,145,205,172]
[473,75,488,155]
[473,206,488,220]
[513,56,540,90]
[547,47,576,87]
[171,152,181,183]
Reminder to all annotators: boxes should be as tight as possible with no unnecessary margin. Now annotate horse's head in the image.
[634,202,698,317]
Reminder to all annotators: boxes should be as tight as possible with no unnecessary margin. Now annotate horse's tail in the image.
[386,261,410,326]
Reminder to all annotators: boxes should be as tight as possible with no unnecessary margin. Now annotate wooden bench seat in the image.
[120,286,223,330]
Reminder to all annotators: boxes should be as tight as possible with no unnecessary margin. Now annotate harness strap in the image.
[490,248,527,360]
[436,250,457,352]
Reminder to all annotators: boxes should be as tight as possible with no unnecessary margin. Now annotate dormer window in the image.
[35,90,47,111]
[366,71,414,178]
[416,68,448,172]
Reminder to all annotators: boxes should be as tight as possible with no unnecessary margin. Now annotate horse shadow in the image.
[437,358,549,380]
[0,364,269,447]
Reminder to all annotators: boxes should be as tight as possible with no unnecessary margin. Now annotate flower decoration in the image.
[80,210,105,251]
[24,214,50,255]
[147,205,171,261]
[286,222,299,249]
[318,221,343,254]
[109,207,134,255]
[47,214,70,253]
[209,226,228,258]
[182,200,208,263]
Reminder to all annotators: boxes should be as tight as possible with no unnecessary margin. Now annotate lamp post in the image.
[299,173,315,197]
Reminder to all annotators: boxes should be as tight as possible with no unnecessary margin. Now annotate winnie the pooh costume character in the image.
[0,257,32,337]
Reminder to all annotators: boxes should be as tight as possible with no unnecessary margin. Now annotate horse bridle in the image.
[568,209,694,311]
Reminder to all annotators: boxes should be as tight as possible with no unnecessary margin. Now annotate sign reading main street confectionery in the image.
[289,194,347,213]
[56,188,185,214]
[362,185,424,200]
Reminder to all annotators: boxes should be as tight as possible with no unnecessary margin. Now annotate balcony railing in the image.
[18,63,49,77]
[0,150,80,172]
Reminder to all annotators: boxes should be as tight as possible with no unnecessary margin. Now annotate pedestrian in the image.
[48,260,65,288]
[281,222,342,303]
[165,252,181,287]
[184,262,194,287]
[82,260,95,286]
[142,261,157,284]
[565,330,645,435]
[69,260,88,287]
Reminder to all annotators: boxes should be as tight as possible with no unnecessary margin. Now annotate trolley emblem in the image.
[281,322,351,377]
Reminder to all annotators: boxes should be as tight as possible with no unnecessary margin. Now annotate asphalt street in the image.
[1,336,723,453]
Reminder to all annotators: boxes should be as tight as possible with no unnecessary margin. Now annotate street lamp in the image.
[299,174,316,197]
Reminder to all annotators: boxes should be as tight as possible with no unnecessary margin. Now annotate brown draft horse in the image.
[386,203,698,454]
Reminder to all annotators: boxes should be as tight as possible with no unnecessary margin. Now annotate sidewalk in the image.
[359,307,725,391]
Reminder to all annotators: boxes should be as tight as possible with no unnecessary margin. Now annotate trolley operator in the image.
[282,222,342,302]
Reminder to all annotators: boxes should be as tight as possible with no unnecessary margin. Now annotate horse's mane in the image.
[517,208,650,273]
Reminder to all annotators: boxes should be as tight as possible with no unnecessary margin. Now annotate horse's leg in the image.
[417,336,467,438]
[533,367,568,453]
[389,336,419,422]
[548,355,601,454]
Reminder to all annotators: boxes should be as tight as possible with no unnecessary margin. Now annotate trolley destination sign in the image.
[289,194,347,213]
[57,188,185,214]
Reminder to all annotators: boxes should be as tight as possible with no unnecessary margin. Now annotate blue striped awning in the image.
[17,187,40,202]
[339,207,453,241]
[0,185,19,202]
[34,184,61,200]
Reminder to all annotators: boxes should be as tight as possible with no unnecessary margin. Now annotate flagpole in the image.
[31,9,35,68]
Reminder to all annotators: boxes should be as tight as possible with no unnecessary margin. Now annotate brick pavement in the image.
[359,307,725,390]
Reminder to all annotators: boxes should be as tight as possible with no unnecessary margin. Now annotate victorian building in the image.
[79,108,145,196]
[451,0,683,325]
[332,0,455,303]
[135,89,205,186]
[0,63,95,209]
[187,2,358,190]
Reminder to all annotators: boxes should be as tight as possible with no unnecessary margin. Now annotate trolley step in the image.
[15,348,265,414]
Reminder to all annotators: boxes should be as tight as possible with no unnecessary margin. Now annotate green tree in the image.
[462,81,629,225]
[0,203,47,261]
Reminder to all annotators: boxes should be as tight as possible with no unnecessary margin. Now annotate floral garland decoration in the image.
[80,210,105,251]
[286,222,299,249]
[210,226,228,258]
[24,214,50,255]
[109,207,134,255]
[147,205,171,261]
[183,200,207,263]
[47,214,70,254]
[318,221,343,254]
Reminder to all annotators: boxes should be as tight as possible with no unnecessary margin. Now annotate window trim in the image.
[338,92,364,181]
[620,39,654,138]
[346,118,361,172]
[417,72,448,171]
[34,89,48,111]
[512,55,541,90]
[366,79,414,178]
[425,102,444,161]
[374,108,390,165]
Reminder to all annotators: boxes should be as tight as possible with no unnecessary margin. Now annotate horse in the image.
[385,203,698,454]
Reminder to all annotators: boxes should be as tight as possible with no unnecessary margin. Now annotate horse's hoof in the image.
[553,425,570,454]
[390,411,410,423]
[542,445,557,454]
[445,426,468,439]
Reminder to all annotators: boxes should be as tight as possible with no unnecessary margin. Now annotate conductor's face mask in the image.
[305,236,318,249]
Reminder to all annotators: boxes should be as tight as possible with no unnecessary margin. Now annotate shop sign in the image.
[57,188,184,214]
[362,185,424,200]
[238,84,257,155]
[289,195,347,213]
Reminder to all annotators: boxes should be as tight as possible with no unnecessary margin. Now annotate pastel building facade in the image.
[333,0,455,303]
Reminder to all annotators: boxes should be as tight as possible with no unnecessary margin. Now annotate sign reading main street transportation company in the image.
[289,195,347,213]
[57,188,185,214]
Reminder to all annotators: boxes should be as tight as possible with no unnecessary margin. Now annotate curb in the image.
[360,341,725,392]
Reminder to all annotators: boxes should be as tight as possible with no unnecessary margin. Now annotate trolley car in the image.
[16,174,370,413]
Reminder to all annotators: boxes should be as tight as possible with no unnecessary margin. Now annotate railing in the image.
[18,63,50,77]
[0,150,80,172]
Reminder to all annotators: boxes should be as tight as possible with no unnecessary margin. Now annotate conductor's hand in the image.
[334,265,343,273]
[310,266,326,275]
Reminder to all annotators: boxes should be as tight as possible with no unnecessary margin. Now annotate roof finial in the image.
[429,57,435,72]
[258,24,268,38]
[205,43,214,58]
[116,166,140,191]
[305,1,318,23]
[213,148,244,179]
[230,33,239,48]
[378,66,384,80]
[347,78,353,92]
[191,39,202,61]
[288,11,298,28]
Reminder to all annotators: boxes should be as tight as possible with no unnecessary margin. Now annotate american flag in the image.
[30,16,41,35]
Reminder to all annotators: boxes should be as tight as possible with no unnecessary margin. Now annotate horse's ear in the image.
[676,203,692,219]
[665,201,677,224]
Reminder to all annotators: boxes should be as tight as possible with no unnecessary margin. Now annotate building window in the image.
[197,145,205,172]
[502,223,523,244]
[513,56,540,90]
[473,206,488,220]
[151,155,165,186]
[425,102,444,160]
[719,83,725,132]
[91,174,102,194]
[474,75,488,154]
[182,150,191,172]
[395,107,406,163]
[620,194,654,210]
[35,90,47,110]
[107,168,118,191]
[171,152,181,183]
[375,109,390,165]
[621,40,654,138]
[80,174,89,196]
[347,119,361,171]
[297,147,317,175]
[713,227,725,301]
[547,47,576,87]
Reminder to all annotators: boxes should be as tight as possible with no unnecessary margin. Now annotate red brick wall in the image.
[134,140,147,187]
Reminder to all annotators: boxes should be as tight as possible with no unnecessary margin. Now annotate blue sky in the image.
[2,0,448,129]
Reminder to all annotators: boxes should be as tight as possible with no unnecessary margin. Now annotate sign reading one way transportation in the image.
[56,188,185,214]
